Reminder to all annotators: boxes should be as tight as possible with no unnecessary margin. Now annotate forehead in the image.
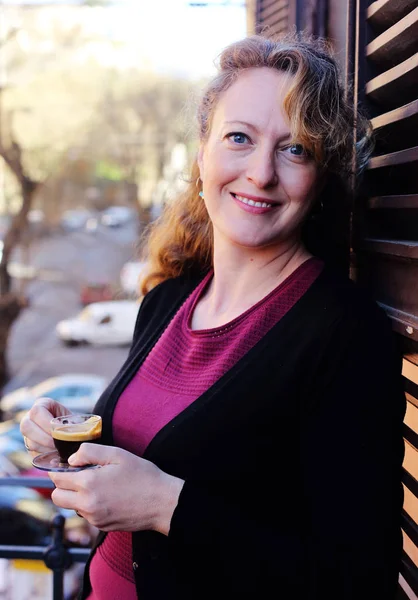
[210,67,293,134]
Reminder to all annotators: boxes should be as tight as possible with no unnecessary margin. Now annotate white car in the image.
[56,300,140,347]
[0,374,107,416]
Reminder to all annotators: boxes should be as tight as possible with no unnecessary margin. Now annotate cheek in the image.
[281,167,319,203]
[204,146,241,184]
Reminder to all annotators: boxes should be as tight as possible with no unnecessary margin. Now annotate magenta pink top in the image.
[86,258,323,599]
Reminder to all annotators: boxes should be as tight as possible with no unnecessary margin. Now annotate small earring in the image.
[196,177,204,199]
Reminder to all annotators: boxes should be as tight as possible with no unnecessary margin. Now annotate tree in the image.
[0,2,118,390]
[0,129,40,295]
[83,71,198,208]
[0,2,201,392]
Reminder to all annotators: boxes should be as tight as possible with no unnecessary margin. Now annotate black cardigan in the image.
[79,266,405,600]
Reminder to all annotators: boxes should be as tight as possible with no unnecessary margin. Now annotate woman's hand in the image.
[48,444,185,536]
[20,398,72,456]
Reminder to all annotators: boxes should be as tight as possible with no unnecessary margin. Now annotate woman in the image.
[21,34,405,599]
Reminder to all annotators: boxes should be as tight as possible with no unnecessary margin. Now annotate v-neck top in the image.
[85,257,323,599]
[114,256,322,456]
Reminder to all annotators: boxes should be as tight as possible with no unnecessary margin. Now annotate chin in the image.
[228,234,281,250]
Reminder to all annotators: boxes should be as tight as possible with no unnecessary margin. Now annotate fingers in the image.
[20,398,70,454]
[68,443,125,468]
[51,487,79,511]
[49,469,100,517]
[49,470,82,491]
[49,464,102,489]
[32,397,72,419]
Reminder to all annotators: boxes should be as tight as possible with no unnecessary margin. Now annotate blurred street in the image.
[3,219,141,396]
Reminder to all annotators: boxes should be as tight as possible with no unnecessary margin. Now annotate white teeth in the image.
[235,194,272,208]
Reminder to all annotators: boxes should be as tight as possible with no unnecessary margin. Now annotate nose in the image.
[246,146,278,189]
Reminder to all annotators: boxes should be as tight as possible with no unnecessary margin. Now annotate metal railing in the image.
[0,476,90,600]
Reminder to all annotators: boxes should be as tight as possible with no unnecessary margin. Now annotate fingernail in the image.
[68,455,75,464]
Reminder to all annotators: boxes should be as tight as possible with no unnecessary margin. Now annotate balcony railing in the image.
[0,476,90,600]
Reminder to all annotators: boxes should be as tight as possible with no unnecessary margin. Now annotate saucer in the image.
[32,450,98,472]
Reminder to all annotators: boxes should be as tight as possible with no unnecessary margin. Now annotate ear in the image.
[197,144,205,181]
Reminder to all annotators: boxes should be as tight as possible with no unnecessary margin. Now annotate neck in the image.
[205,238,312,317]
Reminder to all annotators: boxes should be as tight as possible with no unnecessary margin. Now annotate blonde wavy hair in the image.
[139,32,373,296]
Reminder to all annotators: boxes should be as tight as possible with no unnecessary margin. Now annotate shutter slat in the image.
[366,7,418,67]
[377,303,418,341]
[366,53,418,108]
[367,0,418,33]
[404,377,418,406]
[258,0,279,12]
[368,147,418,170]
[403,470,418,500]
[397,580,412,600]
[371,100,418,154]
[368,195,418,210]
[406,392,418,410]
[372,99,418,131]
[260,3,287,23]
[404,425,418,453]
[401,551,418,597]
[403,510,418,551]
[262,13,288,36]
[259,0,287,18]
[363,239,418,259]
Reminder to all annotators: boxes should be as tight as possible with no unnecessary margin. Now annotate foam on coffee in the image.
[52,418,102,442]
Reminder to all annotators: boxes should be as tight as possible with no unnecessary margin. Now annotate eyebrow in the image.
[223,120,292,142]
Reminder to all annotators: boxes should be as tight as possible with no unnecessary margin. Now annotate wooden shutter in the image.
[255,0,290,37]
[352,1,418,598]
[254,0,327,38]
[252,0,418,596]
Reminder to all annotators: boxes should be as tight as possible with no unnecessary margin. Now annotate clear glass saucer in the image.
[32,450,98,472]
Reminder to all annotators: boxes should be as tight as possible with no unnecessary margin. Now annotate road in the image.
[3,221,141,395]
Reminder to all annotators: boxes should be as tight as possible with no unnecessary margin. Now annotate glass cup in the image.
[51,414,102,464]
[32,413,102,472]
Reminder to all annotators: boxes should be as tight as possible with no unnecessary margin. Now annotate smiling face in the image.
[197,67,322,254]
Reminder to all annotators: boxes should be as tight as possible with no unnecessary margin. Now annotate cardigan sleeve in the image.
[167,305,406,599]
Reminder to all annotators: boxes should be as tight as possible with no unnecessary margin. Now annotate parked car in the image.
[60,209,94,232]
[56,300,140,347]
[100,206,133,227]
[120,261,147,297]
[0,374,107,417]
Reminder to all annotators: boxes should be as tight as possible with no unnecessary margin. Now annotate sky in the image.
[108,0,248,78]
[3,0,248,78]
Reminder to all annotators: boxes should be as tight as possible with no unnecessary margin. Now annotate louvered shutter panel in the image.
[352,1,418,598]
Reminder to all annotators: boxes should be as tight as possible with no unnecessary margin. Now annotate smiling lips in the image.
[231,192,278,211]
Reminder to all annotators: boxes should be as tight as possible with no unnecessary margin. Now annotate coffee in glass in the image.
[51,414,102,464]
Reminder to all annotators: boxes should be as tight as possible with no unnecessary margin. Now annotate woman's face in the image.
[198,67,322,253]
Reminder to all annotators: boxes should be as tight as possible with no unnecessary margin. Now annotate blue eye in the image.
[227,132,249,144]
[288,144,306,156]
